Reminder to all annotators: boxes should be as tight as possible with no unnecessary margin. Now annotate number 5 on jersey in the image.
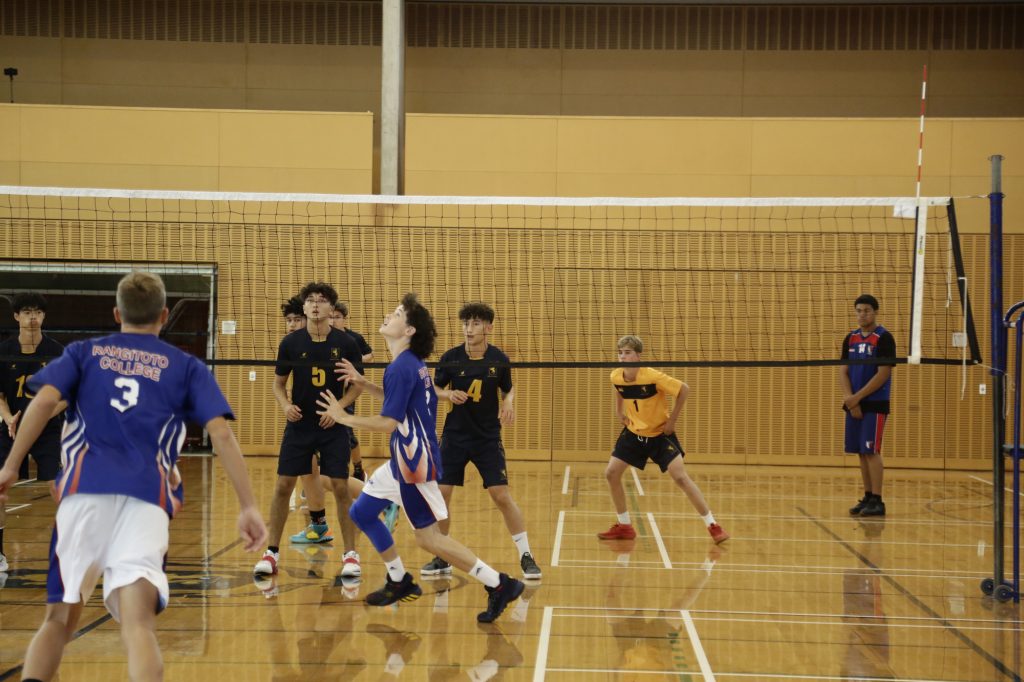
[311,367,326,387]
[110,377,140,412]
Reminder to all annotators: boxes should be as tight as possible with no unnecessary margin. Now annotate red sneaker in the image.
[597,523,637,540]
[708,523,730,544]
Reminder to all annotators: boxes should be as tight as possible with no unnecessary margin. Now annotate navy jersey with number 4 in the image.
[0,335,65,434]
[434,344,512,443]
[841,325,896,413]
[275,327,363,428]
[29,333,234,517]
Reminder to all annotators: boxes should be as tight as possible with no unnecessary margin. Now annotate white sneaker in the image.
[0,553,8,572]
[253,549,280,576]
[340,550,361,578]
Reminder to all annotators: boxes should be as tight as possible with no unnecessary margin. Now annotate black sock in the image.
[268,545,279,554]
[0,526,5,555]
[310,509,326,525]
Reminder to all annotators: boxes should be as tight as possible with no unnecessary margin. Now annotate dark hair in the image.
[402,293,436,359]
[281,296,305,318]
[334,301,349,316]
[299,282,338,305]
[458,301,495,324]
[854,294,880,311]
[12,292,47,313]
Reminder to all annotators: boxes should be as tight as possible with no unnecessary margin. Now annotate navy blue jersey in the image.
[275,327,363,428]
[0,335,65,433]
[841,326,896,413]
[345,328,373,357]
[435,344,512,443]
[381,349,441,483]
[30,333,233,516]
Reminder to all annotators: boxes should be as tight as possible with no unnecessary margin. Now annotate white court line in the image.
[562,530,981,549]
[646,512,672,569]
[553,560,986,580]
[968,474,1024,497]
[532,607,553,682]
[12,478,37,487]
[4,504,30,513]
[561,466,570,495]
[715,673,971,682]
[550,605,1024,626]
[681,610,717,682]
[550,511,565,568]
[561,508,989,526]
[630,468,645,496]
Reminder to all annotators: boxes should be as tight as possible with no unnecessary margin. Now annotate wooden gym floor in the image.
[1,456,1021,681]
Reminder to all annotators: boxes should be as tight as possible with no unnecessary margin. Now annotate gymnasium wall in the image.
[1,105,1022,470]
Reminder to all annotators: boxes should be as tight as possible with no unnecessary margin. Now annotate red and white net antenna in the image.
[908,64,930,365]
[916,65,928,199]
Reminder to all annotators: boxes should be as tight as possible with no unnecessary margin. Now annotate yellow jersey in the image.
[610,367,684,437]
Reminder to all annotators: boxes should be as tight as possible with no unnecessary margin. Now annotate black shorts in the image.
[611,429,685,473]
[0,427,62,481]
[278,422,351,478]
[438,436,508,488]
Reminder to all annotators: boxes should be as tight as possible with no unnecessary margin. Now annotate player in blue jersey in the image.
[0,271,267,682]
[0,293,67,574]
[319,293,525,623]
[840,294,896,517]
[421,302,540,580]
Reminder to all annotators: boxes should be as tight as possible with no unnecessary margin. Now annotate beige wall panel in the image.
[751,119,953,179]
[408,48,562,99]
[0,161,18,185]
[556,118,752,176]
[218,111,372,171]
[19,162,220,190]
[217,167,372,194]
[0,37,62,96]
[0,107,20,163]
[749,175,943,198]
[20,105,220,166]
[560,94,745,117]
[556,174,751,198]
[244,89,378,113]
[407,114,559,173]
[61,39,247,91]
[949,119,1024,176]
[408,92,564,116]
[60,83,247,109]
[246,45,380,93]
[405,170,558,197]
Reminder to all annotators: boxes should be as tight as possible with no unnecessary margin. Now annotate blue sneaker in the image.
[382,503,400,533]
[290,523,333,544]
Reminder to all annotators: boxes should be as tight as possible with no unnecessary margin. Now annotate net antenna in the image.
[908,64,929,365]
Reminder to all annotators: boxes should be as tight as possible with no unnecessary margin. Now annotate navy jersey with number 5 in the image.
[841,326,896,413]
[29,333,234,517]
[381,349,442,484]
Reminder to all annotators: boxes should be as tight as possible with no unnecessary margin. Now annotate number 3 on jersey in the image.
[465,379,483,403]
[110,377,140,412]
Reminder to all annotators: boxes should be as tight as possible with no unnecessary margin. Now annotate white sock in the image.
[469,558,501,588]
[468,660,499,682]
[433,588,449,614]
[701,557,717,575]
[511,595,530,622]
[701,511,716,527]
[384,652,405,676]
[386,557,406,582]
[616,511,631,525]
[512,531,531,558]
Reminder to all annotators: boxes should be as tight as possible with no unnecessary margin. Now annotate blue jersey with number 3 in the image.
[29,333,233,517]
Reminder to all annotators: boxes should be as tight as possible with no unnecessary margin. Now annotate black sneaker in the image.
[421,555,453,577]
[520,552,542,580]
[477,573,525,623]
[366,572,423,606]
[859,498,886,517]
[849,495,870,515]
[352,463,366,481]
